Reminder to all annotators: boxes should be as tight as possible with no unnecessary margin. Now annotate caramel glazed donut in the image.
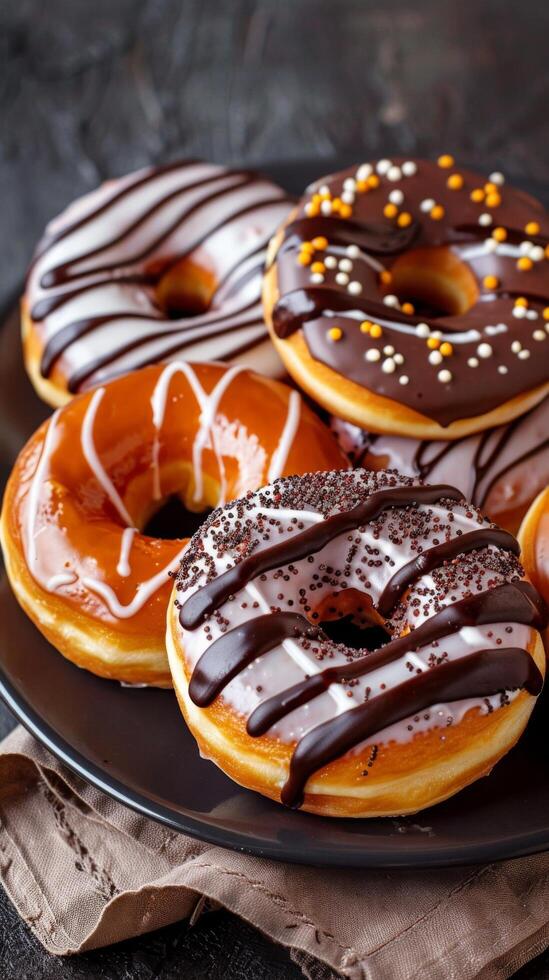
[0,362,346,687]
[167,469,546,817]
[263,156,549,440]
[23,160,293,407]
[331,395,549,535]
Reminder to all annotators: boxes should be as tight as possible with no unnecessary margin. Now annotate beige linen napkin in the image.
[1,726,549,979]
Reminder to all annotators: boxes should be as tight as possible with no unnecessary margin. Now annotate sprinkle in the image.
[429,350,443,365]
[325,255,337,268]
[437,154,454,168]
[484,238,498,253]
[365,348,381,362]
[477,343,493,358]
[382,357,396,373]
[346,245,360,258]
[356,180,369,193]
[483,275,499,290]
[383,294,400,307]
[370,324,383,338]
[440,341,453,356]
[360,321,372,333]
[420,198,435,212]
[512,305,527,319]
[430,204,445,220]
[340,203,353,218]
[511,340,522,353]
[384,203,399,219]
[312,236,328,250]
[498,365,508,374]
[479,213,492,226]
[518,349,531,359]
[484,182,498,195]
[468,357,479,368]
[327,327,343,342]
[356,163,373,181]
[471,189,485,203]
[389,189,404,205]
[301,241,315,253]
[533,329,546,341]
[376,159,392,175]
[310,272,324,284]
[343,178,356,192]
[399,375,409,385]
[311,261,325,274]
[438,369,452,383]
[416,323,430,338]
[515,296,528,307]
[525,221,540,235]
[394,353,405,365]
[318,185,330,197]
[544,308,549,320]
[402,161,417,176]
[530,245,545,262]
[427,336,441,350]
[401,301,415,315]
[367,174,381,189]
[321,200,332,215]
[489,172,505,186]
[517,256,533,271]
[336,271,349,286]
[397,212,412,227]
[387,165,402,182]
[519,241,533,254]
[383,345,395,355]
[331,198,342,213]
[298,252,312,266]
[348,281,362,295]
[305,201,320,217]
[526,309,539,320]
[338,257,353,272]
[342,191,355,205]
[485,192,501,208]
[492,227,507,242]
[447,173,464,190]
[379,270,392,285]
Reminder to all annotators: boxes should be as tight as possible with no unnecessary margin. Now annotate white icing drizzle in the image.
[81,387,136,528]
[116,527,136,577]
[267,390,301,482]
[82,541,188,619]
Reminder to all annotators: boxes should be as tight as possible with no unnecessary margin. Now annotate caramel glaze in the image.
[270,159,549,426]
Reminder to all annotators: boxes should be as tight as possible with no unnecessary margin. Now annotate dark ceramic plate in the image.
[1,162,548,869]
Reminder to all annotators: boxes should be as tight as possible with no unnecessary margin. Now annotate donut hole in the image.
[388,246,479,317]
[315,589,392,652]
[123,460,222,541]
[155,257,217,318]
[143,496,213,540]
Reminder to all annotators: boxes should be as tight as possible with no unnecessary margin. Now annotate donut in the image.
[519,488,549,625]
[23,160,293,407]
[167,469,546,817]
[0,362,346,686]
[263,156,549,439]
[331,395,549,534]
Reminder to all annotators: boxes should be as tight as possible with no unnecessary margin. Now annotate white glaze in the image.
[116,528,136,577]
[267,390,301,482]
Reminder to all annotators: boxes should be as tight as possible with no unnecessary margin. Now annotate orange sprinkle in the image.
[310,261,325,274]
[517,256,534,271]
[401,301,415,315]
[514,297,528,307]
[319,190,331,201]
[369,324,383,339]
[340,203,353,218]
[427,337,441,350]
[360,320,372,333]
[367,174,380,189]
[492,227,507,242]
[543,308,549,320]
[440,342,453,357]
[327,327,343,342]
[312,236,328,250]
[525,221,540,236]
[545,245,549,259]
[305,202,320,217]
[379,270,392,285]
[331,198,342,213]
[470,188,485,203]
[484,182,498,195]
[397,212,413,228]
[485,192,501,208]
[356,179,369,193]
[430,204,445,220]
[298,252,312,266]
[483,275,499,290]
[437,154,454,168]
[383,203,398,219]
[447,173,464,190]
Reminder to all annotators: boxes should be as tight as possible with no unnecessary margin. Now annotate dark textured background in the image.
[2,0,549,976]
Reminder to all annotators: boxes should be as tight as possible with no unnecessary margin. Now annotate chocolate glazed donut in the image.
[263,157,549,439]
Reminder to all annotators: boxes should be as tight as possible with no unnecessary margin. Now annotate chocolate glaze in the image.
[271,159,549,426]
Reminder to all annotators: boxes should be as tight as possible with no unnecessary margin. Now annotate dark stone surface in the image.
[1,0,549,976]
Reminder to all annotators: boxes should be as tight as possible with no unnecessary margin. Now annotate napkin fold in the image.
[1,726,548,979]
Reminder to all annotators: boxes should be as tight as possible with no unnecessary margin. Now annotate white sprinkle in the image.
[530,245,544,262]
[348,281,362,295]
[356,163,373,181]
[429,350,443,365]
[518,348,531,359]
[387,165,402,182]
[343,178,357,192]
[498,364,508,374]
[526,309,539,320]
[479,213,492,226]
[382,357,396,373]
[468,357,479,368]
[533,329,546,341]
[399,375,409,385]
[420,198,435,213]
[484,238,498,252]
[477,343,493,358]
[319,184,330,196]
[346,244,360,258]
[365,348,381,362]
[431,330,442,339]
[321,200,332,215]
[389,189,404,205]
[338,258,353,272]
[546,323,549,333]
[438,369,452,383]
[383,345,395,355]
[512,305,527,319]
[383,294,400,308]
[376,158,392,175]
[416,323,430,338]
[489,171,505,186]
[394,353,405,365]
[325,255,337,268]
[310,272,324,284]
[341,191,355,205]
[402,161,417,176]
[335,271,349,286]
[519,240,534,254]
[511,340,522,353]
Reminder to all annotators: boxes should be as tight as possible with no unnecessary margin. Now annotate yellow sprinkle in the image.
[470,188,485,203]
[427,337,441,350]
[430,204,445,220]
[397,212,413,227]
[312,236,328,250]
[379,270,392,285]
[517,256,534,271]
[311,194,322,205]
[525,221,540,236]
[383,203,398,218]
[331,198,342,213]
[401,301,415,315]
[301,241,315,254]
[447,173,464,190]
[485,192,501,208]
[327,327,343,342]
[298,252,312,266]
[369,324,383,339]
[543,308,549,320]
[367,174,380,189]
[514,297,528,307]
[319,191,331,201]
[484,182,498,195]
[545,245,549,259]
[305,202,319,217]
[310,261,325,274]
[360,320,372,333]
[440,342,453,357]
[356,179,369,193]
[483,275,499,290]
[340,203,353,219]
[492,227,507,242]
[437,154,454,168]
